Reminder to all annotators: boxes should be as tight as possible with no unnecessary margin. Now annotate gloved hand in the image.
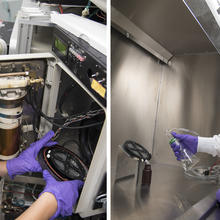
[7,130,57,179]
[216,189,220,202]
[170,132,198,160]
[41,170,84,220]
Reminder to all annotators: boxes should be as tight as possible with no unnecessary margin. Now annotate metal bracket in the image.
[111,7,173,64]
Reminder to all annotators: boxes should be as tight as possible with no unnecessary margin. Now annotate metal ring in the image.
[0,112,22,119]
[0,102,21,109]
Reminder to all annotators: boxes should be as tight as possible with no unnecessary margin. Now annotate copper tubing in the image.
[29,78,44,85]
[0,72,28,77]
[0,126,20,156]
[0,95,23,158]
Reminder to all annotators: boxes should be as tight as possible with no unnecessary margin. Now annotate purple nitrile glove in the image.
[170,132,198,161]
[216,189,220,202]
[41,170,84,220]
[7,130,57,179]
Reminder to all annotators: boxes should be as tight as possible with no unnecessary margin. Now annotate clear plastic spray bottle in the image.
[167,128,200,172]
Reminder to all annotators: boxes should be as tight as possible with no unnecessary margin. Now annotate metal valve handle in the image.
[120,140,151,162]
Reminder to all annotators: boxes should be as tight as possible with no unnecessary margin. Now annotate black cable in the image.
[51,120,103,129]
[24,92,38,139]
[32,87,99,121]
[24,86,63,121]
[58,84,76,114]
[28,87,104,129]
[62,139,80,148]
[32,87,65,120]
[32,94,103,129]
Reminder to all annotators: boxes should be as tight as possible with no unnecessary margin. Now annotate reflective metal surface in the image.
[111,29,162,185]
[112,0,216,54]
[115,146,150,192]
[111,28,220,219]
[112,163,219,220]
[154,53,220,166]
[176,191,219,220]
[4,175,45,185]
[111,7,173,63]
[0,126,20,156]
[183,0,220,54]
[112,30,220,179]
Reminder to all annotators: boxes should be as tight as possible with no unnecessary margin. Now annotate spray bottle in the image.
[167,128,200,172]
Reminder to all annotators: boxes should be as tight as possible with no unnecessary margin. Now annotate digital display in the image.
[54,38,67,56]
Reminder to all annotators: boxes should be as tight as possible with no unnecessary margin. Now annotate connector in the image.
[82,8,89,17]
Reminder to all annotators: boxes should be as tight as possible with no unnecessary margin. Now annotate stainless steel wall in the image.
[111,28,220,183]
[111,0,215,54]
[0,0,22,22]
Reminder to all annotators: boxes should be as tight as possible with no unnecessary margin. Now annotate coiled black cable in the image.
[26,86,104,129]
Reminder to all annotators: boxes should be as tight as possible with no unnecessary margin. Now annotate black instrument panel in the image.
[52,27,106,106]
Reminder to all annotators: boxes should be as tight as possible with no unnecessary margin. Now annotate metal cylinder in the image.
[0,126,21,158]
[0,89,26,160]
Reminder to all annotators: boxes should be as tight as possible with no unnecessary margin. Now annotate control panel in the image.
[52,27,106,106]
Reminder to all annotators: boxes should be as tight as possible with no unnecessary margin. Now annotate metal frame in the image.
[111,7,173,64]
[183,0,220,54]
[0,53,106,218]
[39,58,62,134]
[57,60,106,217]
[90,0,107,12]
[9,0,106,55]
[176,191,217,219]
[9,2,53,54]
[0,175,45,219]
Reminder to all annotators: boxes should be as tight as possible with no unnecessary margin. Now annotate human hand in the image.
[7,130,57,179]
[41,170,84,220]
[170,132,198,160]
[216,189,220,202]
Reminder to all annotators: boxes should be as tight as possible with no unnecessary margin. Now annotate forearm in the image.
[0,161,8,177]
[16,192,57,220]
[198,134,220,156]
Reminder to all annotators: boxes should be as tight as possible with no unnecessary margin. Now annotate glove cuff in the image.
[198,136,218,156]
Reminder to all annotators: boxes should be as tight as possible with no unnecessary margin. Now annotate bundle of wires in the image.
[25,86,104,137]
